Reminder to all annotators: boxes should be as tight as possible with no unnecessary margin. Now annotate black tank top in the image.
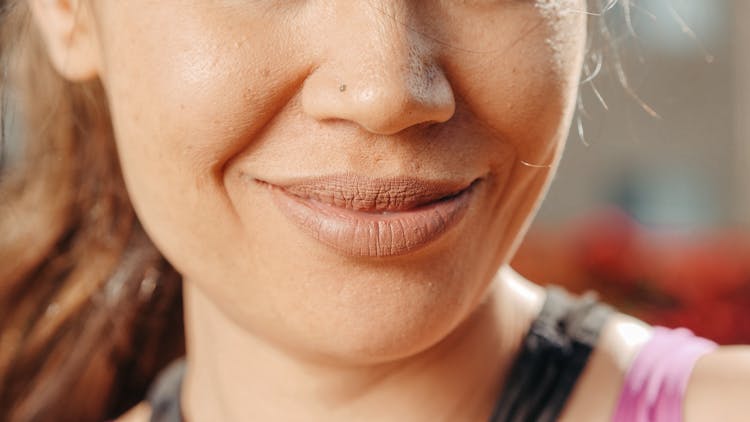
[146,287,612,422]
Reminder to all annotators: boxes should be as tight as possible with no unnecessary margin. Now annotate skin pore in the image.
[28,0,750,421]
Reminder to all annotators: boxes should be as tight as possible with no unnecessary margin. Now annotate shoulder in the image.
[562,310,750,422]
[559,312,652,421]
[685,345,750,421]
[114,402,151,422]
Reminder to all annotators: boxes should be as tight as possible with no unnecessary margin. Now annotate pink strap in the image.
[612,326,718,422]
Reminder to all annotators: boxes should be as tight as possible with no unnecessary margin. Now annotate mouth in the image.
[255,175,482,257]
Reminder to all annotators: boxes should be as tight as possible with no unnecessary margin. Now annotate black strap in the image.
[488,287,612,422]
[146,287,611,422]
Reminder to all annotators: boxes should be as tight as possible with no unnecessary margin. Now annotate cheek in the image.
[435,4,586,261]
[95,3,310,269]
[438,4,586,162]
[100,5,304,172]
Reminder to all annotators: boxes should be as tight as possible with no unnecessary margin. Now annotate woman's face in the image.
[87,0,585,362]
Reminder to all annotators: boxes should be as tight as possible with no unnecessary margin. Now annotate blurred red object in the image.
[512,207,750,344]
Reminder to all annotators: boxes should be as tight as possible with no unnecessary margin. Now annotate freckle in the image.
[261,68,271,77]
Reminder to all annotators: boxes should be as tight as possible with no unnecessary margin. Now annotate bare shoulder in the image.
[564,312,750,422]
[114,402,151,422]
[685,346,750,422]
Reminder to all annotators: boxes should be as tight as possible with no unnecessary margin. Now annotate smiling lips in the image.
[260,175,479,257]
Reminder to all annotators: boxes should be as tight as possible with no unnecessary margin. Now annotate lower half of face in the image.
[97,0,586,363]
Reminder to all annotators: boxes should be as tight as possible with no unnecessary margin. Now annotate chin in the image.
[283,301,470,367]
[211,253,488,367]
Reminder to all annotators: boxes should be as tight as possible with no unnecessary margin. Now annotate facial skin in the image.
[32,0,586,416]
[56,0,586,364]
[31,3,750,421]
[27,0,589,419]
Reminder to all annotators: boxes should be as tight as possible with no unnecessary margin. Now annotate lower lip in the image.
[265,182,477,258]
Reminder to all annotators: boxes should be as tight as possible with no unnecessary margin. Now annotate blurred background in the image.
[512,0,750,344]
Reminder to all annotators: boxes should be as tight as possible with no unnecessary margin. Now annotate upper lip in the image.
[256,174,480,213]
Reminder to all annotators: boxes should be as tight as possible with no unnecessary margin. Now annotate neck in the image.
[182,267,544,422]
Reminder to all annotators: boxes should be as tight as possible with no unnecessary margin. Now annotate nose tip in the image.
[301,58,456,135]
[354,74,456,134]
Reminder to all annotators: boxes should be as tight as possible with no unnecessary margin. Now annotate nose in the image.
[300,6,456,136]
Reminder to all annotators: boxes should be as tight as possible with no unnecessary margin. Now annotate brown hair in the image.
[0,0,630,421]
[0,2,184,421]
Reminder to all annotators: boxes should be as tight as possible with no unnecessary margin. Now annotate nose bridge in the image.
[300,2,455,135]
[353,18,436,113]
[361,3,424,88]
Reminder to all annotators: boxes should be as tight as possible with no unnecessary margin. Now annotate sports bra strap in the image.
[489,287,613,422]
